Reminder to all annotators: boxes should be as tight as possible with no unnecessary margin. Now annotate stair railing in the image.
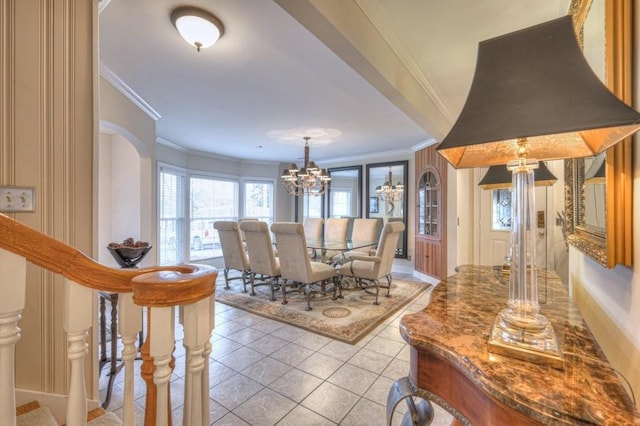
[0,213,217,426]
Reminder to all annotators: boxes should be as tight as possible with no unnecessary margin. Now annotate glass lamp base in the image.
[488,310,563,369]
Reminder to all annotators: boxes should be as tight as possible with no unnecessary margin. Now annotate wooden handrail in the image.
[0,213,216,300]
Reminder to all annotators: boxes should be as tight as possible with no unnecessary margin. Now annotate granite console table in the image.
[387,265,639,425]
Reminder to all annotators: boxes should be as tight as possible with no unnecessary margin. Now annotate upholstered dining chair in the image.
[322,217,350,263]
[338,221,405,305]
[324,217,349,241]
[240,220,280,300]
[303,217,324,259]
[213,221,251,291]
[270,222,340,311]
[331,218,379,264]
[238,217,259,242]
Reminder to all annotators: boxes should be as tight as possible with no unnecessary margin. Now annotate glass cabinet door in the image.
[418,171,439,237]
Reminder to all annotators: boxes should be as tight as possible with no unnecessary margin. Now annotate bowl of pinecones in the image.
[107,237,152,268]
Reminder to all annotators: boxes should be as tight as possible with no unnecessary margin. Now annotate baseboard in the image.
[412,270,440,286]
[15,388,99,424]
[571,284,640,407]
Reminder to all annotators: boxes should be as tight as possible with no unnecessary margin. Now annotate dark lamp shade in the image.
[437,15,640,169]
[478,161,557,190]
[584,152,606,184]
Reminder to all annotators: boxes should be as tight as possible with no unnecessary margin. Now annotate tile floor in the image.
[102,273,453,425]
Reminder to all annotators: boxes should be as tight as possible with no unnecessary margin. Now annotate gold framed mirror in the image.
[565,0,633,268]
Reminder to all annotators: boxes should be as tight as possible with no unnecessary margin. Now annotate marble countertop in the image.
[400,265,640,425]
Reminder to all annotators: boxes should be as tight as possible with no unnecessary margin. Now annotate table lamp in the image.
[478,162,557,190]
[437,15,640,367]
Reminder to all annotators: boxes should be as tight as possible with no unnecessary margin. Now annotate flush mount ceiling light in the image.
[171,6,224,52]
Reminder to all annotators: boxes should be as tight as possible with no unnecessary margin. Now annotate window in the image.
[330,189,351,217]
[243,180,274,225]
[303,194,323,218]
[190,176,239,260]
[492,189,512,230]
[159,166,186,265]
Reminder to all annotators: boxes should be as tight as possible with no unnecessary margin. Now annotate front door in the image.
[477,181,551,270]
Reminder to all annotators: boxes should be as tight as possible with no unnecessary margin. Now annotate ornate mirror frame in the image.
[565,0,633,268]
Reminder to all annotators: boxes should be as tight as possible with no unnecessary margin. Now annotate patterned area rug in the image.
[215,273,431,344]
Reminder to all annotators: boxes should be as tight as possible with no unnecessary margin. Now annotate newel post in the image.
[0,249,26,426]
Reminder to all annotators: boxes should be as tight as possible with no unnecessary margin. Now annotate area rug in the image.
[215,274,431,344]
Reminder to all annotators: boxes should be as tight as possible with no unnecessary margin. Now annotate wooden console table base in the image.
[388,265,640,425]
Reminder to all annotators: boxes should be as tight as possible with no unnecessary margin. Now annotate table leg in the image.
[101,293,120,409]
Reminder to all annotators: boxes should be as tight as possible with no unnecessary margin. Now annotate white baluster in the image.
[178,307,191,426]
[201,295,215,426]
[118,293,142,426]
[182,298,210,426]
[150,306,175,426]
[0,250,26,426]
[64,279,93,426]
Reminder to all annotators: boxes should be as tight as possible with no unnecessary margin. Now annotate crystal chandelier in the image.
[281,137,331,196]
[376,168,404,202]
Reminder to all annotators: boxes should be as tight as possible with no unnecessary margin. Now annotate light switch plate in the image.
[0,186,36,212]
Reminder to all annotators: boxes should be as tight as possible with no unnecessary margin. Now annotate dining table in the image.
[305,239,377,264]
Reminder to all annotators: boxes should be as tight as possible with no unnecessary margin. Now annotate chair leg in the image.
[373,279,380,305]
[249,272,257,296]
[305,283,312,311]
[385,274,392,297]
[242,270,249,293]
[224,267,230,289]
[282,279,289,305]
[332,275,342,300]
[269,277,276,302]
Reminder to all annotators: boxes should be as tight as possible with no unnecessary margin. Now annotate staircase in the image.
[16,401,120,425]
[0,213,218,425]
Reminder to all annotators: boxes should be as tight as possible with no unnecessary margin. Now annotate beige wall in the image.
[567,6,640,405]
[98,76,157,264]
[0,0,96,395]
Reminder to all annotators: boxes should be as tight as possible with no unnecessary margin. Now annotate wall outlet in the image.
[0,186,36,212]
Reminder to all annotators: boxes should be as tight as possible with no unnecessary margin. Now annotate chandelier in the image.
[281,137,331,196]
[376,168,404,202]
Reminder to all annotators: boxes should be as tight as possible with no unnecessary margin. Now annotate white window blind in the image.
[243,180,274,226]
[159,167,186,265]
[190,176,239,260]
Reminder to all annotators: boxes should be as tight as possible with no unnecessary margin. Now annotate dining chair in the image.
[238,217,259,242]
[333,218,379,264]
[240,220,280,300]
[213,221,251,291]
[322,217,350,263]
[303,217,324,259]
[271,222,340,311]
[338,221,405,305]
[324,217,349,241]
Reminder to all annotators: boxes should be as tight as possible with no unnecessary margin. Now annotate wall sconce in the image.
[171,6,224,52]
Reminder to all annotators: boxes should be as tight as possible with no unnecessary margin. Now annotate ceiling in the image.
[98,0,571,164]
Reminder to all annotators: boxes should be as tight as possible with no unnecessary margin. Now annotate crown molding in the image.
[156,137,187,152]
[321,146,413,165]
[100,62,161,121]
[412,138,438,152]
[97,0,113,14]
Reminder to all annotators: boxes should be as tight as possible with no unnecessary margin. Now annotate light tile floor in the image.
[102,273,453,425]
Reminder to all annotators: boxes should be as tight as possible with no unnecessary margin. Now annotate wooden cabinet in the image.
[415,145,447,279]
